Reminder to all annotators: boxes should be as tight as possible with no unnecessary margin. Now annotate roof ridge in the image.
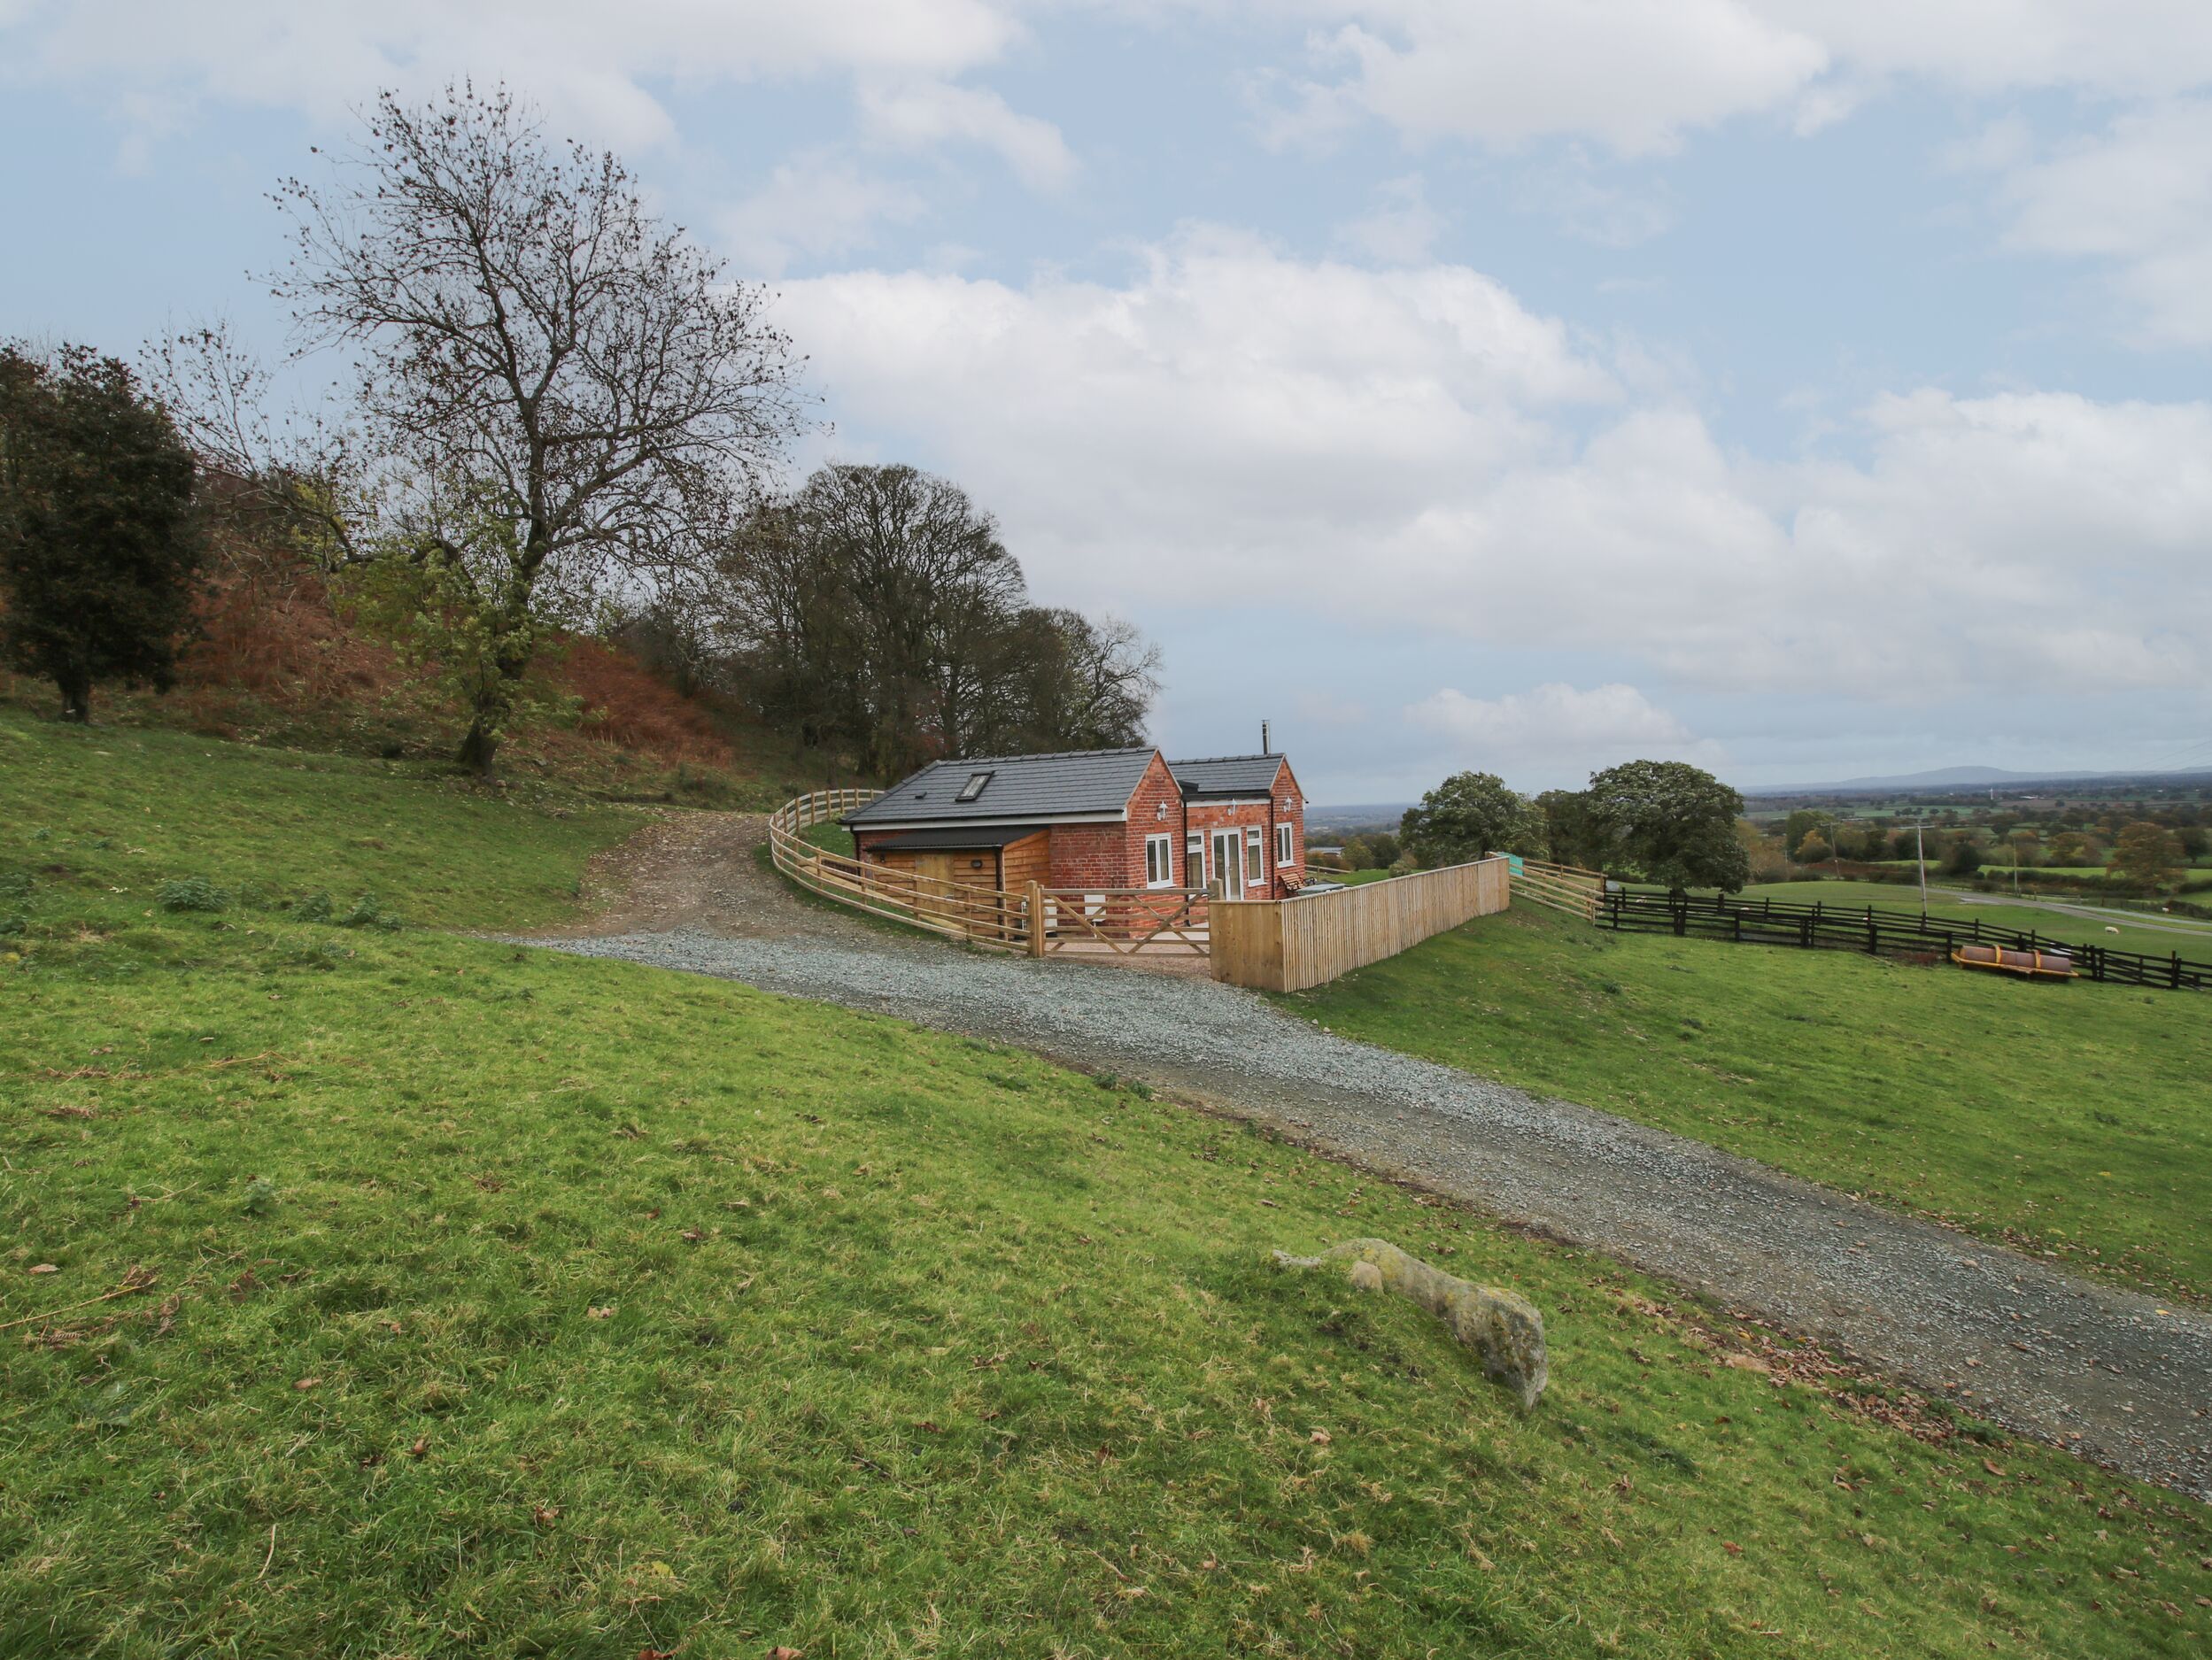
[922,745,1158,768]
[1169,752,1284,764]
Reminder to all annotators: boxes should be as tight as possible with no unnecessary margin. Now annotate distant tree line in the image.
[1764,804,2204,890]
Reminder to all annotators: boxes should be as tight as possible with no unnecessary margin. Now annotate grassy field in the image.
[1315,867,1393,886]
[5,722,2209,1656]
[1285,905,2212,1307]
[1725,879,2212,955]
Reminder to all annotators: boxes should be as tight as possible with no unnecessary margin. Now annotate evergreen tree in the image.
[0,344,205,722]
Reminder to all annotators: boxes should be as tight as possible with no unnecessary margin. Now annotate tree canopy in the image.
[1583,759,1750,893]
[2109,822,2185,886]
[0,343,205,722]
[1400,771,1548,868]
[719,464,1157,777]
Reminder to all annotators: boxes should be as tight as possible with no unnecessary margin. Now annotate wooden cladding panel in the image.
[1210,859,1510,992]
[1001,830,1052,894]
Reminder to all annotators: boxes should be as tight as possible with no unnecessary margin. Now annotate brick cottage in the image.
[843,746,1308,899]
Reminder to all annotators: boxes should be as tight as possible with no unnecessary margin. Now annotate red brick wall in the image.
[1047,752,1182,888]
[1184,760,1308,898]
[1272,759,1307,898]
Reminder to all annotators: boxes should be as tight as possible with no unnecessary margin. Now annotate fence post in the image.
[1027,882,1047,958]
[2175,953,2184,990]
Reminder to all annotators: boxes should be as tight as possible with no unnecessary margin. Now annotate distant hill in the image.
[1744,765,2212,797]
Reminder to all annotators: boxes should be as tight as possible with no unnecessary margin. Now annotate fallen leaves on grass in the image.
[27,1264,58,1276]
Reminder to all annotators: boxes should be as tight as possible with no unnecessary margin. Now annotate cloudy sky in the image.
[5,2,2210,799]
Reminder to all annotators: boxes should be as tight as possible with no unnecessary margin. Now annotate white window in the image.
[1186,834,1203,890]
[1145,833,1174,888]
[1275,822,1294,867]
[955,770,993,802]
[1245,827,1265,884]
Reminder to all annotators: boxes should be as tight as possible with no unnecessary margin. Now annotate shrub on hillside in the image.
[337,892,404,930]
[157,876,225,913]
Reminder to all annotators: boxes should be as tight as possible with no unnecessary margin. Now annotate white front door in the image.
[1209,828,1243,899]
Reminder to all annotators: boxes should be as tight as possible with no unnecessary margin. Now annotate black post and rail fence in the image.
[1594,888,2209,992]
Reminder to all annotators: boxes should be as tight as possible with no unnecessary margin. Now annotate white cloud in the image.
[1773,1,2212,102]
[1262,2,2212,158]
[855,78,1075,191]
[1274,2,1828,157]
[719,153,928,277]
[1984,101,2212,346]
[1407,682,1718,775]
[1,0,1040,153]
[777,237,2212,699]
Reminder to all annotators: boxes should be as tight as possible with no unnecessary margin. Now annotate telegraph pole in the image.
[1915,820,1929,920]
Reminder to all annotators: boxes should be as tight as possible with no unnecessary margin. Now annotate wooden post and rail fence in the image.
[766,789,1207,959]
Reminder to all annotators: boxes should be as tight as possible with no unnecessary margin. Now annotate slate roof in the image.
[846,747,1161,827]
[1168,753,1290,798]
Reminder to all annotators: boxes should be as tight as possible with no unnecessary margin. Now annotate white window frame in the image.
[1186,834,1203,892]
[1275,822,1294,867]
[1144,832,1174,889]
[1245,826,1265,885]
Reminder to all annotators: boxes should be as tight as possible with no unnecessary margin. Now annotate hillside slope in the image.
[3,718,2207,1657]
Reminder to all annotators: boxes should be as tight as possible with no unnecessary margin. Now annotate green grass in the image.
[1284,906,2212,1306]
[800,819,856,858]
[1316,868,1394,886]
[5,717,2209,1656]
[0,709,647,939]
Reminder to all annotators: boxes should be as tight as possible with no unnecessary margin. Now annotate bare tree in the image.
[264,82,808,773]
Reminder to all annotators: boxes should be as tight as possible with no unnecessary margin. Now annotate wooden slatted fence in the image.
[1211,858,1509,992]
